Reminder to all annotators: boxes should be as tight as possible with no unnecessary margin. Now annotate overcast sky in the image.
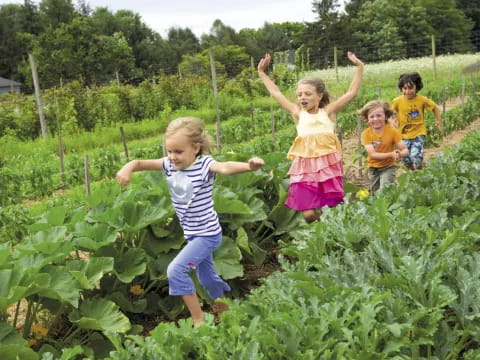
[0,0,318,37]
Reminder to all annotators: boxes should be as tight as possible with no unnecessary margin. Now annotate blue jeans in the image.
[167,233,230,299]
[402,135,425,170]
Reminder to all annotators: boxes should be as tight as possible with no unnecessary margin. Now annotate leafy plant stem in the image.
[12,300,21,328]
[22,300,36,338]
[62,326,82,344]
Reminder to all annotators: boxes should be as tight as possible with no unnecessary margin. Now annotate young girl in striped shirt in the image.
[116,117,264,327]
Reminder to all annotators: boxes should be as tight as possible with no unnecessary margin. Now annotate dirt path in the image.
[342,96,479,187]
[424,117,480,162]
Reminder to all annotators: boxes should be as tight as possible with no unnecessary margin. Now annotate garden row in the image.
[1,111,479,359]
[0,77,473,208]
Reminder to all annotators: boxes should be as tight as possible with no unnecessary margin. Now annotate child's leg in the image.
[182,293,204,327]
[196,251,231,300]
[409,135,425,170]
[302,209,321,223]
[167,234,224,326]
[378,165,397,189]
[401,139,414,170]
[367,167,381,195]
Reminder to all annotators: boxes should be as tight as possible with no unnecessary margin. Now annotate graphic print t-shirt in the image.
[163,155,221,238]
[390,95,436,139]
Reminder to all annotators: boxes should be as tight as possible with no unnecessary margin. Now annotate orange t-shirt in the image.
[361,124,402,168]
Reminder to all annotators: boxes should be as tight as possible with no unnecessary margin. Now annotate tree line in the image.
[0,0,478,91]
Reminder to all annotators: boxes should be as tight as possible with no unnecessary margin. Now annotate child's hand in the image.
[347,51,363,66]
[257,54,271,73]
[248,157,264,171]
[116,168,132,187]
[393,150,401,161]
[436,119,443,131]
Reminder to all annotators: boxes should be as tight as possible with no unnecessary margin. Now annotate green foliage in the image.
[103,128,480,360]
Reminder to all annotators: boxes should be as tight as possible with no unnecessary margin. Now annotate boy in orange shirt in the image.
[360,100,409,195]
[390,72,442,170]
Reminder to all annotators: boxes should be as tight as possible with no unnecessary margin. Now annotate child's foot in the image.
[212,301,230,324]
[193,313,215,328]
[192,315,205,328]
[212,301,230,314]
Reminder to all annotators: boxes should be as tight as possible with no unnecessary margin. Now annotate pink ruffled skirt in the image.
[285,153,344,211]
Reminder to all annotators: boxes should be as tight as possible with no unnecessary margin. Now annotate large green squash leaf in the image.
[72,222,117,251]
[69,298,131,333]
[67,257,114,290]
[0,344,38,360]
[113,248,147,283]
[38,265,81,308]
[0,268,50,309]
[0,322,26,345]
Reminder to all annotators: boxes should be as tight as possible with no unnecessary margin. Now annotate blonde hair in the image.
[357,99,394,122]
[297,77,330,108]
[165,117,214,155]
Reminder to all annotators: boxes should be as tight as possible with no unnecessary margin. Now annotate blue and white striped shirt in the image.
[163,155,221,238]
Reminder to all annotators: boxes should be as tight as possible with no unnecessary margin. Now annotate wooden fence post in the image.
[209,49,222,153]
[334,46,339,83]
[84,155,91,196]
[120,126,129,163]
[54,93,65,188]
[432,35,437,81]
[270,105,276,148]
[28,54,47,139]
[356,97,363,178]
[442,86,446,114]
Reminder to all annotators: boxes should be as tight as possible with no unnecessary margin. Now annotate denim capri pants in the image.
[167,233,231,299]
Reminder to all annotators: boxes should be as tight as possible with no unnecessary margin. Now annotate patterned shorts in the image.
[402,135,425,170]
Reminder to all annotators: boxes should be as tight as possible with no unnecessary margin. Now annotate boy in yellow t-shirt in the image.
[390,72,442,170]
[359,100,408,195]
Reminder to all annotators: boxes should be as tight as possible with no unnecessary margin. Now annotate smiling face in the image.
[165,130,201,169]
[401,82,417,99]
[296,83,322,113]
[367,106,387,131]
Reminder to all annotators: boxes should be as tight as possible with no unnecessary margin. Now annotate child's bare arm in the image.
[210,157,264,175]
[116,159,164,186]
[257,54,298,117]
[326,52,364,115]
[432,106,443,130]
[364,144,399,161]
[395,141,409,159]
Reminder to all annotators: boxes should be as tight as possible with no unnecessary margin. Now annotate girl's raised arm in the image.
[326,52,364,116]
[258,53,299,117]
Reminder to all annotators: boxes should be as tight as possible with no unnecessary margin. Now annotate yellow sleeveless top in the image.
[287,109,342,160]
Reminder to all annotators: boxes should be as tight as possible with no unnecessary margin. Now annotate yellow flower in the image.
[356,189,370,200]
[130,284,144,296]
[31,324,48,337]
[28,338,38,347]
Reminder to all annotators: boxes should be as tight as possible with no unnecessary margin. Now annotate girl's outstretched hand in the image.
[347,51,363,66]
[116,168,132,187]
[248,157,265,171]
[257,54,271,73]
